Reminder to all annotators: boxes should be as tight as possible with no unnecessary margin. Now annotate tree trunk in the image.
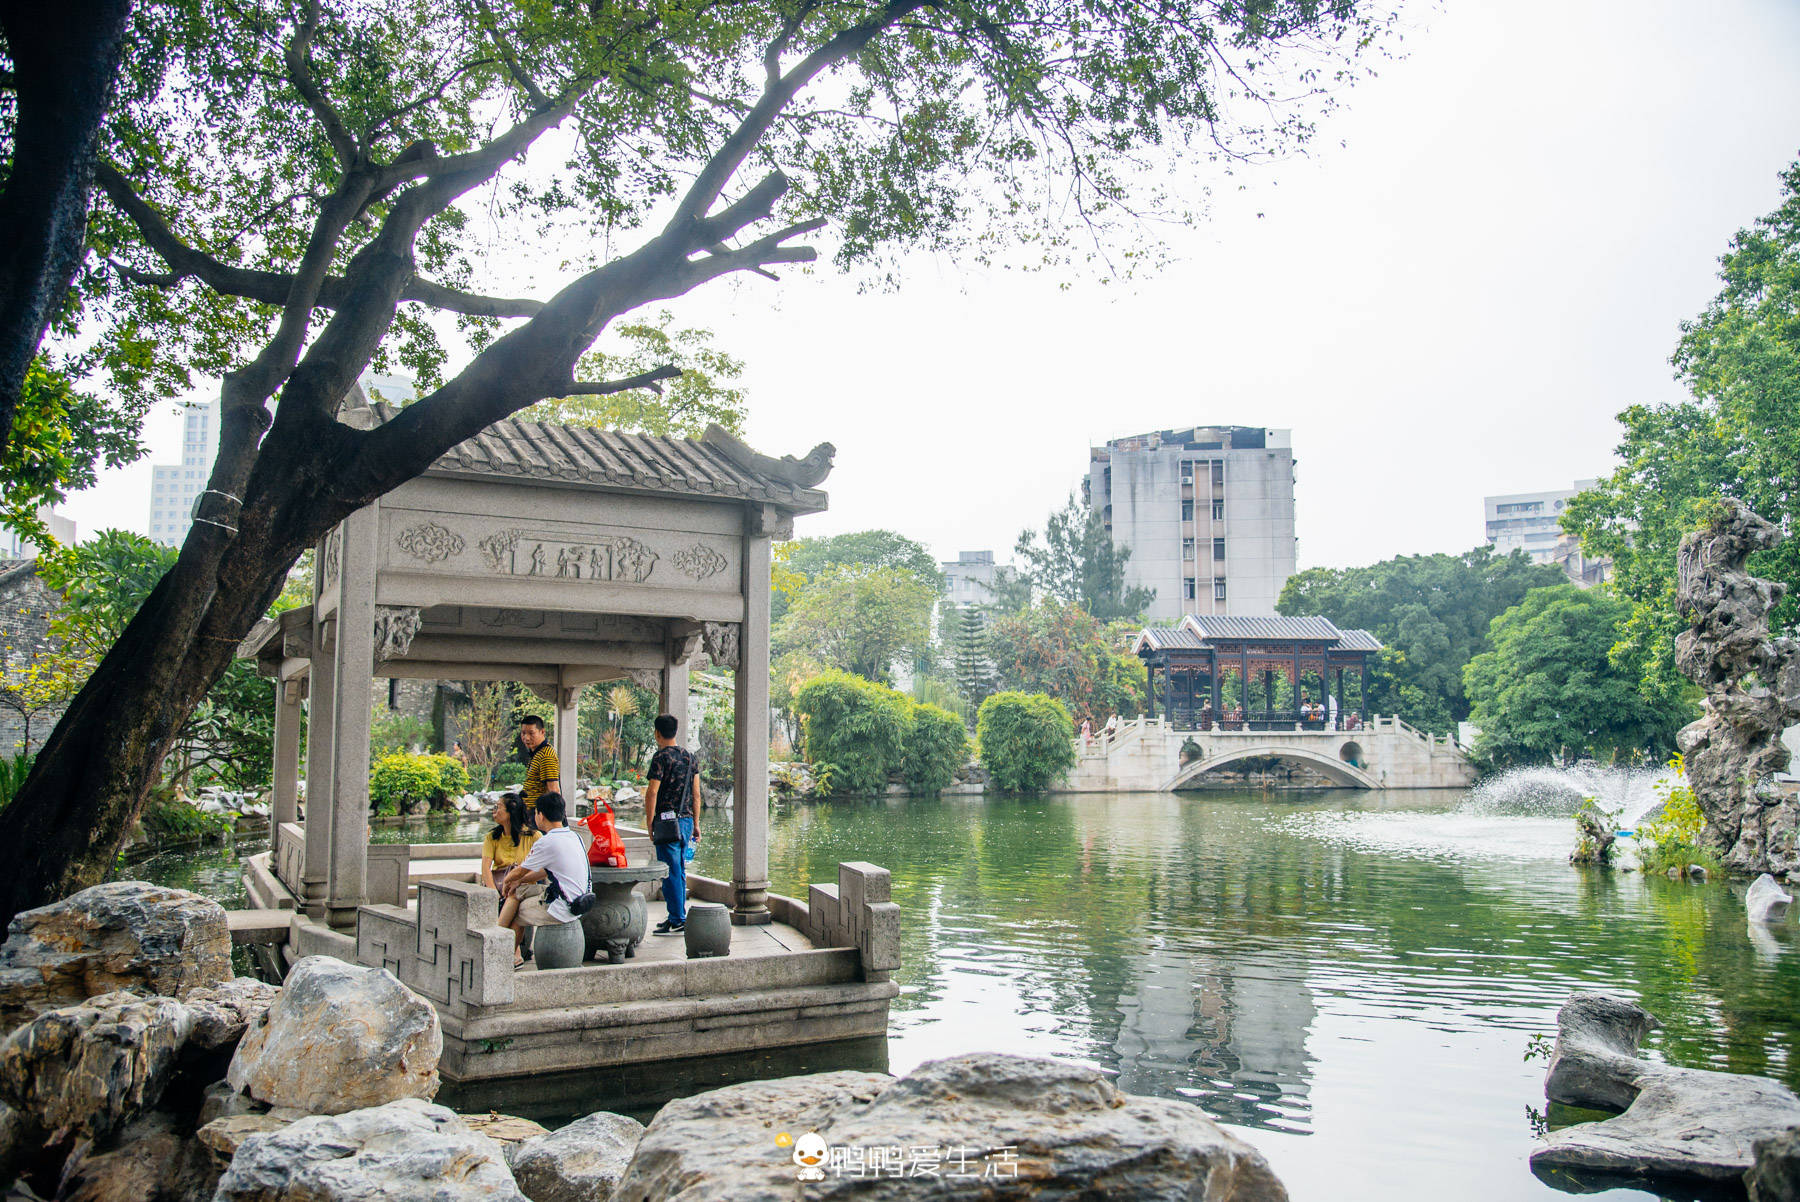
[0,0,133,454]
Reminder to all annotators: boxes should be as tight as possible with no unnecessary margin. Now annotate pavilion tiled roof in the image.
[368,402,828,513]
[1136,614,1384,653]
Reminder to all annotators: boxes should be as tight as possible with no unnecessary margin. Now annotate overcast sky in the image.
[62,0,1800,573]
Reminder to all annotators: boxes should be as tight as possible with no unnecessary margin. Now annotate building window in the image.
[1182,538,1195,558]
[1184,577,1196,600]
[1211,499,1224,520]
[1213,537,1226,560]
[1181,500,1194,521]
[1214,579,1227,601]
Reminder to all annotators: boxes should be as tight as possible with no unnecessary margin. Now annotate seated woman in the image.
[483,792,537,902]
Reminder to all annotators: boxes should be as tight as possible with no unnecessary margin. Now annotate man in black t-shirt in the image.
[644,714,696,934]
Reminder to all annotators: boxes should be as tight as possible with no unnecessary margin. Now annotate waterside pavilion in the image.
[235,393,897,1083]
[1135,614,1382,731]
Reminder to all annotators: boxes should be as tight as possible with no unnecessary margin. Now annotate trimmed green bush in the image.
[422,753,470,805]
[491,760,527,788]
[903,703,969,795]
[794,670,910,795]
[976,691,1076,793]
[369,753,445,816]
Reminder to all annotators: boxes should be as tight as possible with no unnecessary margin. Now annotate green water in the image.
[141,791,1800,1201]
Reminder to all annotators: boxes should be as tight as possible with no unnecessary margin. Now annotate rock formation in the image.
[214,1098,525,1202]
[227,956,441,1114]
[1674,500,1800,877]
[612,1053,1288,1200]
[1748,874,1793,924]
[1532,993,1800,1187]
[0,882,231,1030]
[506,1111,644,1202]
[0,991,192,1141]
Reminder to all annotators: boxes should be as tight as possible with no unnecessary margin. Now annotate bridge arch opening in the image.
[1339,741,1364,768]
[1167,743,1379,791]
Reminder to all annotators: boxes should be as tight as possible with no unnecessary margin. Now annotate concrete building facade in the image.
[1,508,75,558]
[1482,480,1610,587]
[149,400,220,547]
[941,550,1006,606]
[1085,426,1297,621]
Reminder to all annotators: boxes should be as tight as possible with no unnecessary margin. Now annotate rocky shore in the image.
[0,881,1289,1200]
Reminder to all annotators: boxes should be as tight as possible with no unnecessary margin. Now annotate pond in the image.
[140,789,1800,1201]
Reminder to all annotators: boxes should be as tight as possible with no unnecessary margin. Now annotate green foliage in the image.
[793,670,909,796]
[943,602,996,713]
[1635,758,1719,876]
[0,360,140,549]
[774,565,936,685]
[491,761,527,788]
[139,791,233,843]
[368,753,447,816]
[986,601,1142,726]
[773,532,942,626]
[902,703,970,796]
[520,313,748,438]
[976,692,1076,793]
[425,753,470,800]
[1571,797,1620,866]
[0,754,34,810]
[1464,586,1693,768]
[1278,547,1568,734]
[1565,158,1800,705]
[370,698,433,757]
[1011,494,1155,621]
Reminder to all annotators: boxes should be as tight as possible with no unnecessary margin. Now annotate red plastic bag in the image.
[584,802,629,868]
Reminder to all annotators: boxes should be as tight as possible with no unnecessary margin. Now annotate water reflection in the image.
[139,790,1800,1202]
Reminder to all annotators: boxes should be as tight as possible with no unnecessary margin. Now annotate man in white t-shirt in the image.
[498,792,589,967]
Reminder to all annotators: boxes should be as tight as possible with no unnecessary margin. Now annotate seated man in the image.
[498,791,589,969]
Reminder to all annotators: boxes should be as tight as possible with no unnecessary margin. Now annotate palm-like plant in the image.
[603,685,639,777]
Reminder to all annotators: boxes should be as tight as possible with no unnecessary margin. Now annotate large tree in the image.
[2,0,1393,922]
[773,529,942,623]
[1564,156,1800,709]
[1010,493,1154,621]
[1463,585,1691,769]
[1278,547,1566,734]
[774,565,936,684]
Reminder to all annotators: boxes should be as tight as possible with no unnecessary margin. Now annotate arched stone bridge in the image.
[1059,715,1476,792]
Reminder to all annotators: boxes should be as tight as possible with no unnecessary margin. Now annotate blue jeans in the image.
[680,815,695,862]
[655,839,687,924]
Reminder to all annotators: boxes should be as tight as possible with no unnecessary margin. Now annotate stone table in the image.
[583,864,667,964]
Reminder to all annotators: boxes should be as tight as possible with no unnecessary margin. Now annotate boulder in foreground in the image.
[612,1053,1287,1199]
[0,882,230,1030]
[507,1110,643,1202]
[227,956,440,1114]
[1533,993,1800,1187]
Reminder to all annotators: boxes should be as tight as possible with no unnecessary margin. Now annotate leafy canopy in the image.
[520,312,748,438]
[975,690,1075,793]
[0,361,139,548]
[1463,585,1692,769]
[1010,493,1153,621]
[1278,546,1566,734]
[773,563,936,684]
[1565,156,1800,705]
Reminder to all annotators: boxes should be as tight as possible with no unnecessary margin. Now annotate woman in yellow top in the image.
[481,793,538,893]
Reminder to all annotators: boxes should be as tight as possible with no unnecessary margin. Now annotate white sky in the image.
[62,0,1800,572]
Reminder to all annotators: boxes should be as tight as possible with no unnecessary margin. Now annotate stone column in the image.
[663,661,690,739]
[326,504,378,928]
[733,531,773,925]
[301,642,335,919]
[554,673,581,804]
[272,678,302,828]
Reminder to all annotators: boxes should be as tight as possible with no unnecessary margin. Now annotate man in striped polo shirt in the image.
[518,715,560,817]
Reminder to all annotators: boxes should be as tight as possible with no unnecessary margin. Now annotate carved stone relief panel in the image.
[702,622,741,669]
[395,521,466,564]
[673,542,729,580]
[373,606,424,663]
[478,528,658,583]
[320,528,342,589]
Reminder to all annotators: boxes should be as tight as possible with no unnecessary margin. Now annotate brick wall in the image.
[0,559,66,756]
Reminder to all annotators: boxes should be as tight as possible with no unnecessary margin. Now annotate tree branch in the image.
[284,0,360,166]
[562,365,682,396]
[96,161,545,318]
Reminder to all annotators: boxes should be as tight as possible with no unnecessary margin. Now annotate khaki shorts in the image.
[513,881,563,927]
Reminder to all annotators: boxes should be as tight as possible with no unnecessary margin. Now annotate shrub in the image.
[422,753,470,804]
[0,753,32,811]
[491,761,527,788]
[794,670,909,795]
[140,788,233,842]
[1635,756,1719,876]
[902,703,969,795]
[976,691,1076,793]
[369,753,446,816]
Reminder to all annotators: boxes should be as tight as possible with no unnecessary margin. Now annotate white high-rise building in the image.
[148,400,220,547]
[1482,480,1610,586]
[1085,426,1298,621]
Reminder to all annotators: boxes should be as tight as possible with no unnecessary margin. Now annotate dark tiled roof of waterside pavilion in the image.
[1138,615,1383,651]
[368,402,827,512]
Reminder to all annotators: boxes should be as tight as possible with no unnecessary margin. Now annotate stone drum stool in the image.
[532,919,586,970]
[684,901,732,959]
[583,863,669,964]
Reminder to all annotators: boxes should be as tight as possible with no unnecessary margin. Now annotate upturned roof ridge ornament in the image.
[702,424,835,489]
